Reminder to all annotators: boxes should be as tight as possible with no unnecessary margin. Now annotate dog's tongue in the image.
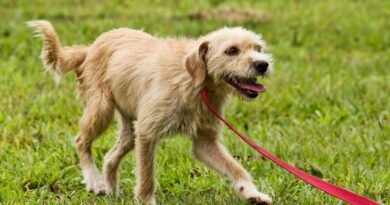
[239,82,266,93]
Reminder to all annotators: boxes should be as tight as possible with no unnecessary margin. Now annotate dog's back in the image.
[28,21,273,205]
[28,21,193,110]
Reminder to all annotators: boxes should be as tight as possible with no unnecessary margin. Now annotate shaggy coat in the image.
[28,20,273,205]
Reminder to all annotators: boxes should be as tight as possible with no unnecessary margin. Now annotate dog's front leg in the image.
[192,129,272,205]
[134,134,158,205]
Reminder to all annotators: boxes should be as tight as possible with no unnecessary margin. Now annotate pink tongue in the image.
[239,83,266,93]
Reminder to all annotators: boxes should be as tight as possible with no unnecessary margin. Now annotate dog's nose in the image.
[253,61,268,74]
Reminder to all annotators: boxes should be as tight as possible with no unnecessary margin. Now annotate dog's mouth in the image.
[224,76,266,98]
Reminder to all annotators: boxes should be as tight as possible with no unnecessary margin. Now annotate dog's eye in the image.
[225,46,239,56]
[255,45,262,52]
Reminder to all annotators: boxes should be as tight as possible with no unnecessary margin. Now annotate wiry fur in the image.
[27,21,88,84]
[28,20,273,205]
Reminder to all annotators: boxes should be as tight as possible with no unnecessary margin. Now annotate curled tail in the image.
[27,20,88,82]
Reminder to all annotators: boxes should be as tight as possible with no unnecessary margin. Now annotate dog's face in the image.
[186,27,273,100]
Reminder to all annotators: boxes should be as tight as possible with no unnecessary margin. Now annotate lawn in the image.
[0,0,389,204]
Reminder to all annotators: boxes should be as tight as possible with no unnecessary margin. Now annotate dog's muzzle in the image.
[252,60,269,75]
[224,76,266,99]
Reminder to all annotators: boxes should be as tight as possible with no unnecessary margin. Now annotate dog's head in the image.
[185,27,273,99]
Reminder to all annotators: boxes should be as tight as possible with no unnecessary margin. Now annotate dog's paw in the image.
[247,193,272,205]
[85,177,107,195]
[134,185,157,205]
[104,183,117,195]
[135,195,156,205]
[234,180,272,205]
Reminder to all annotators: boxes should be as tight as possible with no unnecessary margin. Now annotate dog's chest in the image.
[168,107,202,135]
[163,99,221,137]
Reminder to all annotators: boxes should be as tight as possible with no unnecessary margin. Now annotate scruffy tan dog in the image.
[28,20,273,205]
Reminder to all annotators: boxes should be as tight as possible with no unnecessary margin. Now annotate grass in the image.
[0,0,389,204]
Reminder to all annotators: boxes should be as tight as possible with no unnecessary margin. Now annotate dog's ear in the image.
[185,41,209,87]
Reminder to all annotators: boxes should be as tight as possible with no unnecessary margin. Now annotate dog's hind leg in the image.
[75,93,114,195]
[103,114,135,194]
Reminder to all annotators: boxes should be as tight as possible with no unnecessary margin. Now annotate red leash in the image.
[200,89,379,205]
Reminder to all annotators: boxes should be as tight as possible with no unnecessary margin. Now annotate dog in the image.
[28,20,273,205]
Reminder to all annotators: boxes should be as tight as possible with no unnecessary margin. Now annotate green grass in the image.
[0,0,389,204]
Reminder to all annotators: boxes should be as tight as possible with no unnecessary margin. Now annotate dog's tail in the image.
[27,20,88,83]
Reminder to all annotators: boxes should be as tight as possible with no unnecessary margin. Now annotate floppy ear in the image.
[185,41,209,87]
